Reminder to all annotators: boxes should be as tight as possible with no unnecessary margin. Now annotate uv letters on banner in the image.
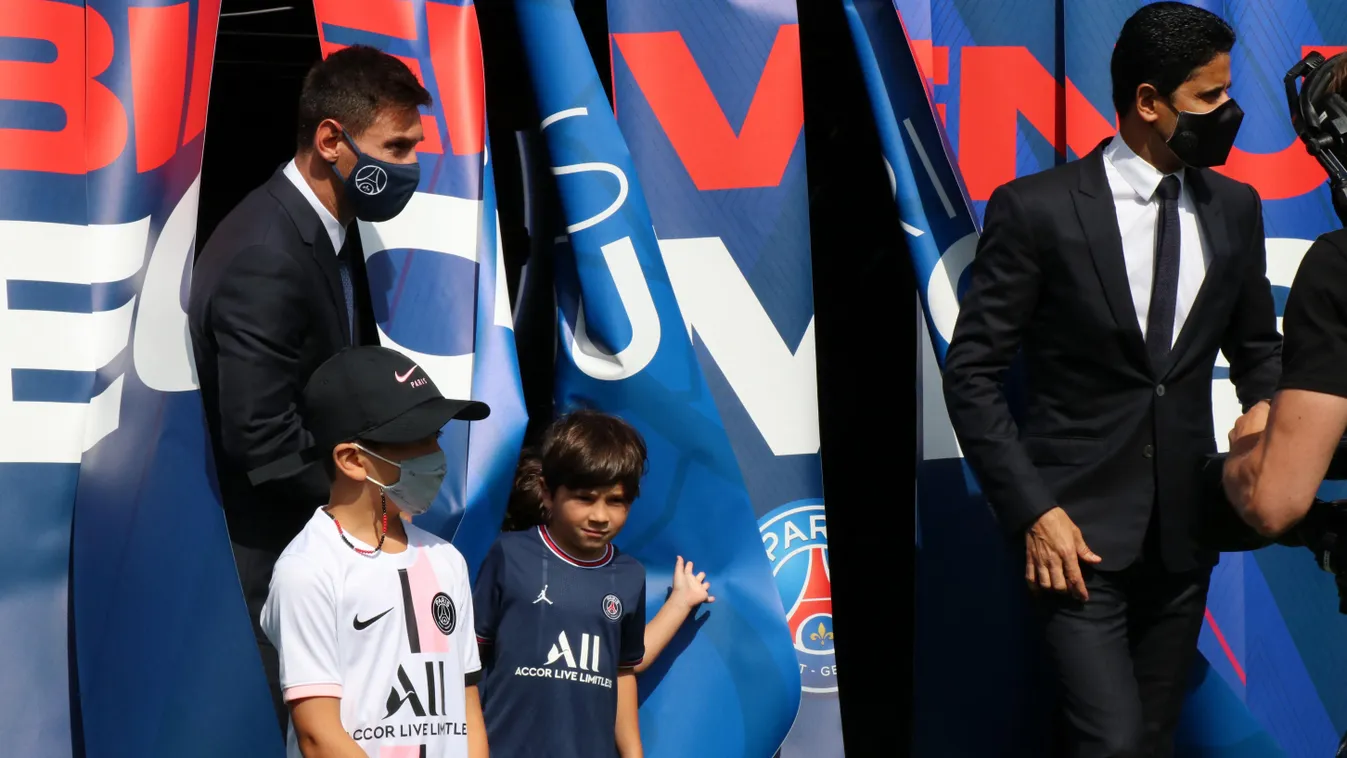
[608,1,842,755]
[889,0,1347,755]
[1,1,280,757]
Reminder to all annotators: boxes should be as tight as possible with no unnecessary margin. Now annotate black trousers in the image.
[232,539,288,736]
[1037,555,1212,758]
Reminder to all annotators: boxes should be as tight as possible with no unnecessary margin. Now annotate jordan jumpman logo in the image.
[533,585,553,605]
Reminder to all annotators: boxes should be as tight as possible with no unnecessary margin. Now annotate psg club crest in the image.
[431,592,456,635]
[759,500,836,693]
[603,594,623,621]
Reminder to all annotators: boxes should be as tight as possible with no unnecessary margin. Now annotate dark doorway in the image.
[196,2,321,252]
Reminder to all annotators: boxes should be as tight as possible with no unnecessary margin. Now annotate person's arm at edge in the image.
[943,182,1101,599]
[1226,389,1347,535]
[614,671,642,758]
[290,698,368,758]
[1225,234,1347,534]
[466,684,488,758]
[210,244,329,501]
[941,182,1056,534]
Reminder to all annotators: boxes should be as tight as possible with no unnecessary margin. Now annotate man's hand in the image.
[1026,507,1102,601]
[1228,399,1271,451]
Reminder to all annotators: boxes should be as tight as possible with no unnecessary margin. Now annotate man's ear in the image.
[333,442,366,481]
[314,118,344,164]
[1135,83,1164,124]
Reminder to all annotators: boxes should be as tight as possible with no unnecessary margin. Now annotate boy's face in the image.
[545,482,631,555]
[334,434,442,518]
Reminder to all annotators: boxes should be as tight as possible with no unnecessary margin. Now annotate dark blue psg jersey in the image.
[474,526,646,758]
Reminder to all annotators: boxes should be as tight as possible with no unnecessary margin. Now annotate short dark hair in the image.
[1111,3,1235,117]
[540,410,648,501]
[1327,54,1347,98]
[502,451,546,531]
[295,45,432,150]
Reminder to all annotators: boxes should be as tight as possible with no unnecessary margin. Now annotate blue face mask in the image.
[356,444,446,516]
[332,129,420,222]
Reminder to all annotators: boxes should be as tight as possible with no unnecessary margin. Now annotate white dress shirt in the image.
[1102,136,1211,345]
[283,159,346,255]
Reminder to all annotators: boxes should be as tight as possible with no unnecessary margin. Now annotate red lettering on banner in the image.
[129,4,190,173]
[316,40,446,156]
[0,1,127,174]
[959,46,1327,201]
[1306,45,1347,58]
[959,46,1113,200]
[312,0,416,41]
[183,0,222,146]
[1216,141,1323,198]
[910,39,949,123]
[312,0,488,156]
[612,25,804,191]
[426,2,484,155]
[909,40,949,86]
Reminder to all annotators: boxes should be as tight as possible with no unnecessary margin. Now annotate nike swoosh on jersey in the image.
[353,608,394,631]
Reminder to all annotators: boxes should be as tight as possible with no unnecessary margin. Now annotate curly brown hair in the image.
[1327,52,1347,98]
[502,450,546,531]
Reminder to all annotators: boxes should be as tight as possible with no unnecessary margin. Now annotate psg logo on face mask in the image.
[354,164,387,196]
[431,592,456,635]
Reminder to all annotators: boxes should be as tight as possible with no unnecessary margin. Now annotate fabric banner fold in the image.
[514,0,802,755]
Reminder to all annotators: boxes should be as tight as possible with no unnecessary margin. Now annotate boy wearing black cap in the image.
[260,346,490,758]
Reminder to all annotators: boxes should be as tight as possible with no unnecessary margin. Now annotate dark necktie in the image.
[1146,175,1182,370]
[336,242,356,346]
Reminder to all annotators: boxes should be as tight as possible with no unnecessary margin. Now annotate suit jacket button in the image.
[1143,444,1154,458]
[1156,384,1166,397]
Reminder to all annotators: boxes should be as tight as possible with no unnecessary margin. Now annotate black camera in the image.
[1286,50,1347,225]
[1292,497,1347,613]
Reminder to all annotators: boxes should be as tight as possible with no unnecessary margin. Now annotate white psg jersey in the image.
[262,508,481,758]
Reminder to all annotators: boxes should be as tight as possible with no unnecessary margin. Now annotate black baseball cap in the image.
[248,346,489,485]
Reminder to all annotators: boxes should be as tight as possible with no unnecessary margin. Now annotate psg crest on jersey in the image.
[603,594,623,621]
[759,501,837,693]
[431,592,456,635]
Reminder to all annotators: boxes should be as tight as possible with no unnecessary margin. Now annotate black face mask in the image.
[1164,97,1245,168]
[331,129,420,223]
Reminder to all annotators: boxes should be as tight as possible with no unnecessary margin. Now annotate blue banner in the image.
[513,0,801,755]
[0,0,280,755]
[311,0,529,574]
[606,2,839,754]
[885,0,1347,754]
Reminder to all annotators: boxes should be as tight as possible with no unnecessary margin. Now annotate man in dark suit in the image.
[188,45,430,728]
[942,5,1280,756]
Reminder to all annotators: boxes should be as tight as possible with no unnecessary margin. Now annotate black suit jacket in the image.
[189,166,379,550]
[942,142,1281,572]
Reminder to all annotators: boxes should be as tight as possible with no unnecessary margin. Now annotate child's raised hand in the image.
[670,555,715,609]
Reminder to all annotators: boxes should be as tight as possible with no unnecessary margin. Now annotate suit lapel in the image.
[1071,146,1150,370]
[1167,167,1234,371]
[266,167,352,345]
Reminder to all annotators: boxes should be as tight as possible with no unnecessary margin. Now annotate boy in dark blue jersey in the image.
[501,449,715,674]
[474,411,649,757]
